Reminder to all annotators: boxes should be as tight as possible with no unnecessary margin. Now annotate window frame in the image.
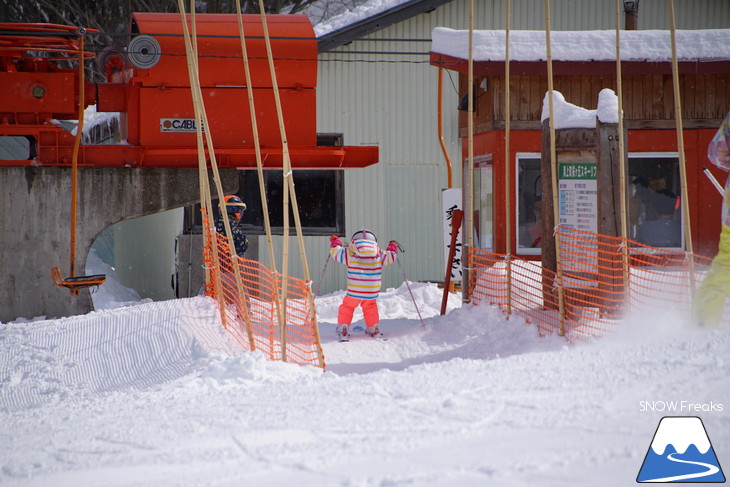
[627,151,684,251]
[515,152,543,256]
[514,151,685,255]
[239,168,345,237]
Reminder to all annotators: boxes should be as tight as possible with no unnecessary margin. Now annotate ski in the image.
[349,326,387,341]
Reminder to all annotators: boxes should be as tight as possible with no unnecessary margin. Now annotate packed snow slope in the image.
[1,283,728,487]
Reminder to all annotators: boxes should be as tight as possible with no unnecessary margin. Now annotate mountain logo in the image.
[637,416,725,483]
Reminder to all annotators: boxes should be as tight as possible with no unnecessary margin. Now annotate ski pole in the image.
[314,252,332,296]
[703,168,725,196]
[391,241,426,329]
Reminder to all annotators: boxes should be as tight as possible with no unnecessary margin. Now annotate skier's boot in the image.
[365,324,380,338]
[337,324,350,342]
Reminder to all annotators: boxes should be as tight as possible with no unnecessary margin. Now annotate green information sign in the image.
[558,162,597,180]
[558,162,597,233]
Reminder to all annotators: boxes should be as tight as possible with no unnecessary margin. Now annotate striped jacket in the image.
[331,238,397,300]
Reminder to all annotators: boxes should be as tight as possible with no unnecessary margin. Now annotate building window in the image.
[470,154,493,250]
[181,134,346,236]
[239,168,344,236]
[517,153,542,254]
[0,136,35,160]
[515,152,683,254]
[629,153,682,249]
[240,133,345,236]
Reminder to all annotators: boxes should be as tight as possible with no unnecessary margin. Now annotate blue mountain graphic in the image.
[637,443,726,483]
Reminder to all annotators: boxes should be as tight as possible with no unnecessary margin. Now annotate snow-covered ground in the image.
[1,276,728,486]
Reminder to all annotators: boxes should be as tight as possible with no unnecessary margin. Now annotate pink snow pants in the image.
[338,295,380,327]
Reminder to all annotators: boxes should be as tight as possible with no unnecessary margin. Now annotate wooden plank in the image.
[683,75,696,120]
[707,75,718,117]
[596,121,626,318]
[514,76,526,121]
[716,75,728,118]
[540,119,557,308]
[571,75,583,108]
[531,76,544,120]
[663,74,674,120]
[629,75,640,119]
[581,76,593,112]
[695,74,707,118]
[597,123,621,237]
[652,74,664,120]
[555,128,595,149]
[642,75,653,120]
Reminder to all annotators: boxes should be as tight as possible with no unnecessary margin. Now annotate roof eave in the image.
[317,0,453,52]
[430,52,730,76]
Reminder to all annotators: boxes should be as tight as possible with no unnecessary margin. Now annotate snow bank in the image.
[0,297,238,412]
[1,283,728,486]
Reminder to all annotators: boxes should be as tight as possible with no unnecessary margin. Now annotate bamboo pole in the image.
[668,0,697,290]
[185,5,215,307]
[544,0,566,335]
[234,1,277,276]
[257,0,324,368]
[504,0,513,318]
[234,0,286,354]
[614,0,631,296]
[257,0,289,362]
[192,6,254,345]
[179,3,224,323]
[177,0,255,346]
[464,0,474,304]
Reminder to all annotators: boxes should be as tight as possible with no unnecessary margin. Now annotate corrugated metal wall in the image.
[265,0,730,296]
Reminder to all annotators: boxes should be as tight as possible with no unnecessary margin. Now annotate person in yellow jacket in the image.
[693,110,730,327]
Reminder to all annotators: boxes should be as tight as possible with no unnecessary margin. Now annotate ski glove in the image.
[330,235,342,248]
[386,241,398,253]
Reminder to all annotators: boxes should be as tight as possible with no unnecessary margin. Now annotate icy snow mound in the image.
[0,297,242,412]
[86,248,143,310]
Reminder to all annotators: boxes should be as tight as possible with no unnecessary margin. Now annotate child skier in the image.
[330,229,398,341]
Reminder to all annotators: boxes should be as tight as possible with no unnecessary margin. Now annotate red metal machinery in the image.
[0,14,379,169]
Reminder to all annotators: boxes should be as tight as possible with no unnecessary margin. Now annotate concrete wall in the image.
[0,167,237,322]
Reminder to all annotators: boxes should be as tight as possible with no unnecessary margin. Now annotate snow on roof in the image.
[314,0,412,37]
[431,27,730,63]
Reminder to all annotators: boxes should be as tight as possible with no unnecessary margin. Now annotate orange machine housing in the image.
[0,14,378,169]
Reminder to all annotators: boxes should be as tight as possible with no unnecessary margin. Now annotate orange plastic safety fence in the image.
[202,220,325,368]
[469,226,727,341]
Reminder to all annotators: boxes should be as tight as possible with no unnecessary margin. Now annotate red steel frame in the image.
[0,15,378,169]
